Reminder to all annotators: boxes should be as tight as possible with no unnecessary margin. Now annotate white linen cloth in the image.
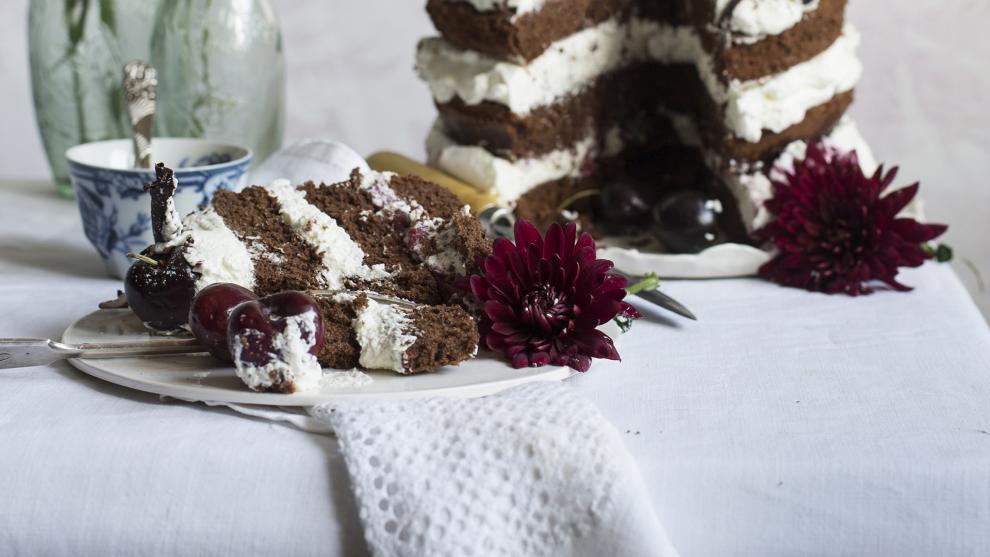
[3,180,990,556]
[311,382,677,557]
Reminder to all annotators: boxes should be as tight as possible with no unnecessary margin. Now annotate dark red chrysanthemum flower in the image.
[469,220,638,371]
[754,142,947,296]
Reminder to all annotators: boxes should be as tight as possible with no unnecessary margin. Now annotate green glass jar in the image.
[28,0,160,197]
[151,0,285,165]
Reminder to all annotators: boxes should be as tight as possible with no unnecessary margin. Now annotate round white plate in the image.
[63,309,621,406]
[599,241,770,279]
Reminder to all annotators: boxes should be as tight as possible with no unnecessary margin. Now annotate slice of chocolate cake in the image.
[163,169,490,303]
[144,168,490,376]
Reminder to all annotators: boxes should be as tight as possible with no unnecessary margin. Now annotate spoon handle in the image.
[123,60,157,169]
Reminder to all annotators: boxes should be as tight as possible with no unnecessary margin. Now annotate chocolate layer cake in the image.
[416,0,871,239]
[159,169,490,373]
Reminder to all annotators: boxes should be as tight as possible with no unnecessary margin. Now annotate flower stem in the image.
[962,257,986,293]
[64,0,92,144]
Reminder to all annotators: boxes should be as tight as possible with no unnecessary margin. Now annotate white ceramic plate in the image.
[599,241,770,279]
[62,309,621,406]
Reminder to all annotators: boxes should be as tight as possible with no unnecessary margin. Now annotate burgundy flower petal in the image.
[566,354,592,372]
[543,223,563,261]
[511,352,531,368]
[530,351,551,367]
[484,300,517,323]
[514,220,543,253]
[880,183,919,216]
[619,302,642,319]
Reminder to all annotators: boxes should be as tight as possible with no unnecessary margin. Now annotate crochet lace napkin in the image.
[310,381,679,557]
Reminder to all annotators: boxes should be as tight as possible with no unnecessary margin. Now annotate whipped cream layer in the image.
[165,206,256,292]
[427,122,594,202]
[417,19,678,114]
[417,18,861,144]
[349,296,419,374]
[161,175,256,291]
[267,179,390,290]
[447,0,818,39]
[717,0,820,42]
[444,0,544,17]
[722,24,861,142]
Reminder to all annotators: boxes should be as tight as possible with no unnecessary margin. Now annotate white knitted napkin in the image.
[310,381,679,557]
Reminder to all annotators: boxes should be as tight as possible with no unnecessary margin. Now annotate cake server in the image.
[366,152,697,320]
[0,337,204,370]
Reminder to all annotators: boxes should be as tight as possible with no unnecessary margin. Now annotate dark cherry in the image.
[653,190,722,254]
[124,247,197,331]
[227,291,326,369]
[188,283,259,361]
[599,175,658,233]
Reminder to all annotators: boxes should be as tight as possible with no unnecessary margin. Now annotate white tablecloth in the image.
[2,180,989,556]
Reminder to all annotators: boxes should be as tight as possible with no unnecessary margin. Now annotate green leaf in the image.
[64,0,91,57]
[625,272,660,295]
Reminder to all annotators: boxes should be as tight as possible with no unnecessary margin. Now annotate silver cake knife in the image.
[609,269,697,321]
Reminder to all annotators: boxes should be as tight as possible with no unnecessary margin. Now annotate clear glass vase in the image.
[150,0,285,166]
[28,0,161,198]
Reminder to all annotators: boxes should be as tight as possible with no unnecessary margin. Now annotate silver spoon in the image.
[122,60,157,169]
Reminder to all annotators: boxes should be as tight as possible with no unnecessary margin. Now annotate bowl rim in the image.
[65,137,253,174]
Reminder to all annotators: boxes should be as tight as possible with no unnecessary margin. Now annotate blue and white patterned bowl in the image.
[66,138,252,279]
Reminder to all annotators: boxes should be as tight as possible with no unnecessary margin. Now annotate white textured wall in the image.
[1,0,987,319]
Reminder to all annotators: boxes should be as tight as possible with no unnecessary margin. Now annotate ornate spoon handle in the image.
[122,60,157,169]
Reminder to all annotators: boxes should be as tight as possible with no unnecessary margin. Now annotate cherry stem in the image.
[127,252,159,267]
[556,189,602,215]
